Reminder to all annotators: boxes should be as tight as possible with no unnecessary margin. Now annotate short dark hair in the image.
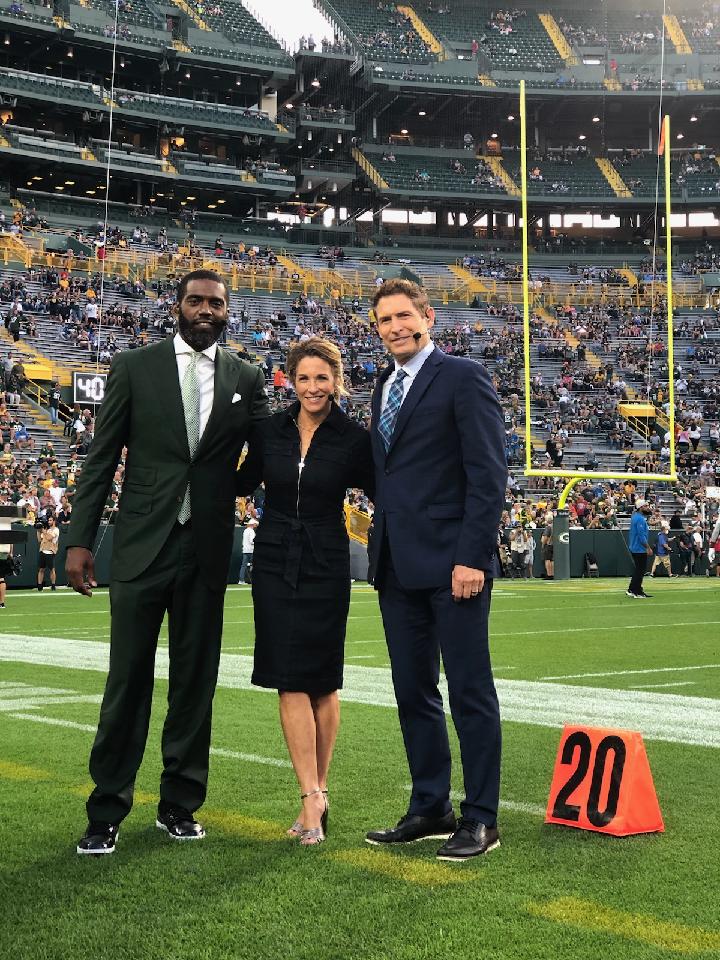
[372,278,430,316]
[177,269,229,305]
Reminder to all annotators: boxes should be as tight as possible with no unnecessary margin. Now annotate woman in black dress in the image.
[237,337,373,845]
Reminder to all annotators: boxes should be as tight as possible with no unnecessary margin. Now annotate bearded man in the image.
[66,270,269,854]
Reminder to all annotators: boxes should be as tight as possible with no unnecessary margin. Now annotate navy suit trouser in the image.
[377,554,501,827]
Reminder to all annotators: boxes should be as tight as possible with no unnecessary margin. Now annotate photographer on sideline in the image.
[37,514,59,591]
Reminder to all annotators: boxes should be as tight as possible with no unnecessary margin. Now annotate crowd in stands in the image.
[358,5,434,59]
[486,8,527,35]
[555,16,607,48]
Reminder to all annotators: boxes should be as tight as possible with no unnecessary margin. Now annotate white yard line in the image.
[401,785,546,818]
[541,663,720,681]
[634,682,697,689]
[2,634,719,749]
[6,711,292,768]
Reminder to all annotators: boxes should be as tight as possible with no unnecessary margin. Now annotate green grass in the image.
[1,578,719,960]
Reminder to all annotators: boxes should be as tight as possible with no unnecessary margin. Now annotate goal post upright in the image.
[518,86,677,500]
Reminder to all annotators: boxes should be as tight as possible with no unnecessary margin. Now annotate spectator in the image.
[238,518,257,584]
[36,515,59,591]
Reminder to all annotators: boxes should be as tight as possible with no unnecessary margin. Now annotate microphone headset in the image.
[412,331,423,341]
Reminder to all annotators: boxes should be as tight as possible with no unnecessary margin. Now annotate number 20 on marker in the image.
[545,725,664,837]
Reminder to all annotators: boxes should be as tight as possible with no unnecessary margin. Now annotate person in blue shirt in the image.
[627,499,654,598]
[650,522,675,578]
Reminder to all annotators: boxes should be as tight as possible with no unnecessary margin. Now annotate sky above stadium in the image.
[242,0,335,51]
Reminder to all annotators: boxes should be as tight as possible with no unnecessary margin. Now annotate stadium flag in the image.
[545,725,664,836]
[658,117,666,156]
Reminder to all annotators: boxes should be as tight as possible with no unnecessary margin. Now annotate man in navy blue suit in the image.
[365,279,507,861]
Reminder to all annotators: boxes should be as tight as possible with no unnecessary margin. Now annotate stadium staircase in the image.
[538,13,578,66]
[663,14,692,55]
[618,267,639,289]
[0,324,73,386]
[169,0,209,30]
[484,157,520,197]
[352,149,389,191]
[396,6,448,60]
[274,254,316,285]
[596,158,632,198]
[447,264,491,297]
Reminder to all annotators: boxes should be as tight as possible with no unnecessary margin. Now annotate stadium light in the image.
[401,128,408,134]
[677,133,684,140]
[592,116,600,123]
[578,134,586,141]
[418,111,426,116]
[690,114,698,122]
[507,114,515,121]
[491,133,498,139]
[311,77,320,87]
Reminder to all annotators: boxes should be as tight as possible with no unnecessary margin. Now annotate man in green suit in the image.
[66,269,269,855]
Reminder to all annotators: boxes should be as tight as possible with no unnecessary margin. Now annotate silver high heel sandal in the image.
[298,788,329,846]
[287,789,328,837]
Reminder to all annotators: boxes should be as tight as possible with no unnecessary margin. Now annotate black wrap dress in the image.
[237,400,374,694]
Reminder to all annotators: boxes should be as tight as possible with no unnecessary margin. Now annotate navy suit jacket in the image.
[368,347,507,590]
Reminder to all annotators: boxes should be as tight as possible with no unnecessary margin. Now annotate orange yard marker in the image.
[545,725,664,837]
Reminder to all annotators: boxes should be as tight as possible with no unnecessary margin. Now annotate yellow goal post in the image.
[518,80,677,505]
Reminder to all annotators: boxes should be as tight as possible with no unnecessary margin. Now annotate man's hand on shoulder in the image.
[65,547,97,597]
[452,565,485,602]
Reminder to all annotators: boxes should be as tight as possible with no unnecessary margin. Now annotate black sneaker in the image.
[77,821,119,855]
[51,584,57,591]
[365,811,456,845]
[637,592,653,598]
[156,805,206,840]
[436,818,500,862]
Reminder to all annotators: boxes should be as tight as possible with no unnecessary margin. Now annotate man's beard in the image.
[177,304,227,352]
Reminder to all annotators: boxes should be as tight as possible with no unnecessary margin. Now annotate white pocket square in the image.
[231,393,242,404]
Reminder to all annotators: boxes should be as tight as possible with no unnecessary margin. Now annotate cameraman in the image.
[36,514,59,591]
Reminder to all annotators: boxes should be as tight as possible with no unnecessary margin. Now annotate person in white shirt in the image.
[238,518,257,584]
[37,515,60,591]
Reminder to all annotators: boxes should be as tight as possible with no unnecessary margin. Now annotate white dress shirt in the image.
[173,333,217,439]
[380,339,435,412]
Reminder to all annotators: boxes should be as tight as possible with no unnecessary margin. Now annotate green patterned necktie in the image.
[177,351,201,524]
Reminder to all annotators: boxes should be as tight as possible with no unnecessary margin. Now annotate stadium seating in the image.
[369,151,509,196]
[420,6,563,72]
[503,152,616,198]
[316,0,435,63]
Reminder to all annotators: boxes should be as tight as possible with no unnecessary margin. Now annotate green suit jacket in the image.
[65,337,270,590]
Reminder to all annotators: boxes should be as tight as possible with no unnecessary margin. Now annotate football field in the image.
[1,578,719,960]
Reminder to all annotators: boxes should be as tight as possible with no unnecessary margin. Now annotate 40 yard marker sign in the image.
[545,725,664,837]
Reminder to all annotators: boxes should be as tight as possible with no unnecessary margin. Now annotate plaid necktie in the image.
[177,351,201,524]
[377,368,408,452]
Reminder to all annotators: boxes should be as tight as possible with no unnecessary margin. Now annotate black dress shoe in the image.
[365,811,456,845]
[156,805,206,840]
[76,821,119,855]
[436,818,500,861]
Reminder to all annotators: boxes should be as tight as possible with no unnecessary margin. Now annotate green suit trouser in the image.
[86,521,225,824]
